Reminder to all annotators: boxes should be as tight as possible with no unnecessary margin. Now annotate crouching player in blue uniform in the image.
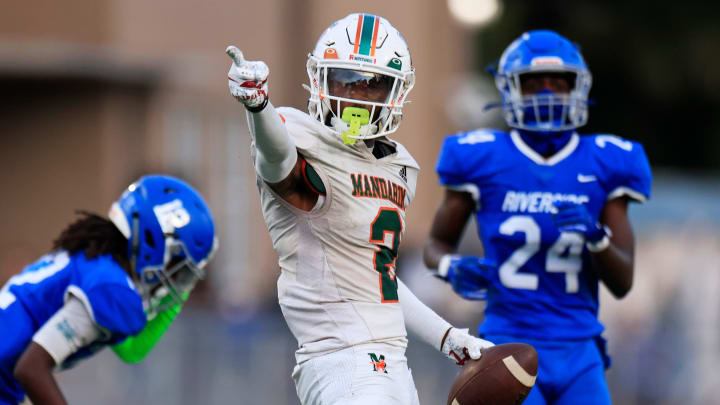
[423,30,652,404]
[0,175,217,405]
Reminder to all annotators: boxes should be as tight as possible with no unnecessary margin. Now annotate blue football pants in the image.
[482,334,611,405]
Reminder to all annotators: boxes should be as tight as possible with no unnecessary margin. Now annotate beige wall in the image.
[0,0,108,44]
[0,0,474,304]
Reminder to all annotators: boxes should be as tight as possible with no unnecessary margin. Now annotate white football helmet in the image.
[306,13,415,144]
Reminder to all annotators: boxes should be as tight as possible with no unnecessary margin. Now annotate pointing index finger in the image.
[226,45,245,65]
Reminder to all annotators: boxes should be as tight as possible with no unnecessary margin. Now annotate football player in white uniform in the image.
[227,13,493,405]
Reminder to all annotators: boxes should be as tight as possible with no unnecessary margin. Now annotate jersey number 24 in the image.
[499,215,584,293]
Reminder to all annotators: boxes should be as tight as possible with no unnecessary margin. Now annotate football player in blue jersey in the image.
[0,175,217,405]
[424,30,652,404]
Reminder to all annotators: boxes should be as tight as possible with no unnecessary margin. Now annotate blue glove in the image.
[552,201,610,251]
[437,256,496,300]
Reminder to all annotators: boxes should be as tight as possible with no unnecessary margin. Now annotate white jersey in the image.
[253,107,420,364]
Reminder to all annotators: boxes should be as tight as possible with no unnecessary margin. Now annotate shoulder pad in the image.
[587,134,652,202]
[592,134,635,152]
[86,284,146,339]
[436,129,506,186]
[275,106,323,150]
[392,141,420,171]
[73,254,146,338]
[456,129,498,145]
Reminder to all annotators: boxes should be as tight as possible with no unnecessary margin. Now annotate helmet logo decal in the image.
[530,56,563,67]
[153,199,191,233]
[387,57,402,70]
[352,14,380,56]
[349,54,376,64]
[311,75,319,91]
[323,48,339,59]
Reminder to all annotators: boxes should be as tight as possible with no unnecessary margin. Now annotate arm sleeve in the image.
[32,295,105,366]
[397,279,452,351]
[110,301,182,364]
[246,101,298,183]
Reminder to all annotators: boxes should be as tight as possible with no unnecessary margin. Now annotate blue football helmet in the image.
[108,175,218,314]
[494,30,592,131]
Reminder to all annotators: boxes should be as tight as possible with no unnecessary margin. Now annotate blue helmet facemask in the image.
[519,88,572,130]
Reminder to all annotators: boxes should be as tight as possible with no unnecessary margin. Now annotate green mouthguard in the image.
[341,107,370,145]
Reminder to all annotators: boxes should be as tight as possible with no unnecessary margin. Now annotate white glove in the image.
[441,327,495,365]
[226,45,269,111]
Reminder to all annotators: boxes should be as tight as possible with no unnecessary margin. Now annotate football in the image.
[447,343,538,405]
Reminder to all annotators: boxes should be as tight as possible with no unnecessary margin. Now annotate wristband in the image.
[439,327,453,351]
[586,234,610,252]
[437,254,456,278]
[586,225,612,252]
[246,97,269,113]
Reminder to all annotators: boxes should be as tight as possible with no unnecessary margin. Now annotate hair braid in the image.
[52,211,130,273]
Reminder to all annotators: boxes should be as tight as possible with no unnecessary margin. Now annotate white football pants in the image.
[292,342,420,405]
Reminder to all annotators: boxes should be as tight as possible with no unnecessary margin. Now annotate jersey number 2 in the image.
[499,215,584,293]
[370,208,402,302]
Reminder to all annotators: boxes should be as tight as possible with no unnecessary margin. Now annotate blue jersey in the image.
[0,251,145,404]
[436,129,651,341]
